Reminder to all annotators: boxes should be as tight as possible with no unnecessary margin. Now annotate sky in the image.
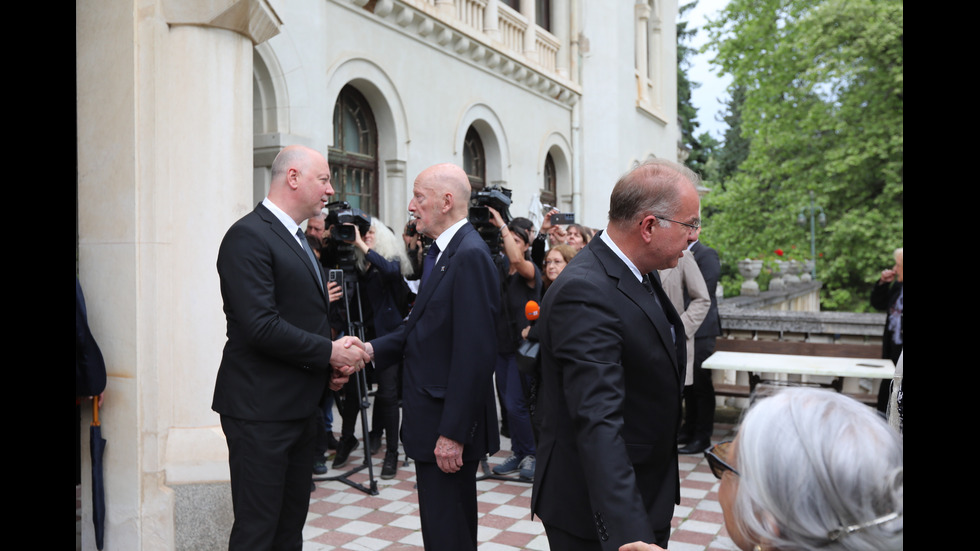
[681,0,733,143]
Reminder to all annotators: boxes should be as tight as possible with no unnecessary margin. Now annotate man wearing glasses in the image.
[531,159,701,550]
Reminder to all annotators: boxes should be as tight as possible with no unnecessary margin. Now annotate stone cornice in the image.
[163,0,282,45]
[339,0,581,108]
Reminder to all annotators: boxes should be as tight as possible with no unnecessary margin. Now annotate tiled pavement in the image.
[78,421,741,551]
[301,420,740,551]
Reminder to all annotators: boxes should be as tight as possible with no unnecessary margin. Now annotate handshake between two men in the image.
[328,336,373,391]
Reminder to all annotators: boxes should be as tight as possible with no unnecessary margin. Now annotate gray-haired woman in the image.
[623,387,903,551]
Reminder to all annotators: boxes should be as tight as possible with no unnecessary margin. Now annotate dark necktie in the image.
[643,273,675,343]
[641,274,656,296]
[421,242,441,289]
[296,229,324,292]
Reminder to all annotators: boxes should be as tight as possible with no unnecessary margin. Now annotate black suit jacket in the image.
[871,280,903,363]
[212,203,334,421]
[690,241,722,339]
[372,222,501,462]
[531,236,685,549]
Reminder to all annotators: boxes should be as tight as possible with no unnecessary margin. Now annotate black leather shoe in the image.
[677,427,693,446]
[369,432,382,456]
[678,438,710,455]
[380,449,398,479]
[332,435,359,469]
[326,432,339,451]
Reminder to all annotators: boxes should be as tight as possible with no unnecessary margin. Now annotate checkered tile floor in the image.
[302,421,740,550]
[77,422,741,551]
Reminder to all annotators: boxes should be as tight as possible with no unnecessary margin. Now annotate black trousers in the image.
[543,522,670,551]
[221,414,317,551]
[415,459,480,550]
[683,336,717,441]
[369,362,401,450]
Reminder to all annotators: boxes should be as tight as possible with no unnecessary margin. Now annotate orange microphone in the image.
[525,300,540,322]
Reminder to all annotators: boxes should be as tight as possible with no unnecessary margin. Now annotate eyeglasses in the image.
[544,259,566,266]
[656,215,701,232]
[705,441,740,479]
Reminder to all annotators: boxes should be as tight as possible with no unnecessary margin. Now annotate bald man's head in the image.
[408,163,471,239]
[267,145,334,224]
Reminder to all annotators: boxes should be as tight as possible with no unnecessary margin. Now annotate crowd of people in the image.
[209,146,903,550]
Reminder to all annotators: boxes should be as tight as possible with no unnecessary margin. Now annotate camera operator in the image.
[332,218,413,479]
[487,206,541,481]
[402,219,424,279]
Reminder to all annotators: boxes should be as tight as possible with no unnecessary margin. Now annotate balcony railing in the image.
[407,0,560,77]
[456,0,486,33]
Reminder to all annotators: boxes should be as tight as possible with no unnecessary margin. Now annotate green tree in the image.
[702,0,903,311]
[713,85,749,186]
[677,1,715,182]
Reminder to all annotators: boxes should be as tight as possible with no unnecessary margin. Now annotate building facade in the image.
[76,0,679,548]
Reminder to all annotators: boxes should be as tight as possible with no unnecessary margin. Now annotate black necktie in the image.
[641,274,656,296]
[421,242,441,289]
[296,229,324,292]
[643,273,674,343]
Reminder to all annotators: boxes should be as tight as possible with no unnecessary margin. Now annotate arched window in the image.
[329,85,379,214]
[463,126,486,190]
[542,153,557,206]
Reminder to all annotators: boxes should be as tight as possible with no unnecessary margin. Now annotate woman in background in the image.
[334,218,412,479]
[621,388,903,551]
[564,223,592,251]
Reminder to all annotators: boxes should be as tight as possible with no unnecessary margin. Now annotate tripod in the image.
[312,270,378,496]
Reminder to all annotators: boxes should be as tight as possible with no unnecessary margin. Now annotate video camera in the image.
[322,201,372,272]
[468,185,513,253]
[326,201,372,242]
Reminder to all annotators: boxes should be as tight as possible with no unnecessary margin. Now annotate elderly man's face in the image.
[894,252,903,282]
[306,216,326,246]
[408,179,446,239]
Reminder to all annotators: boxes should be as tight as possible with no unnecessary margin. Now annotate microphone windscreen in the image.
[525,300,540,321]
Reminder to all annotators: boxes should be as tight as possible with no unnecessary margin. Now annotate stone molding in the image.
[335,0,581,108]
[163,0,282,44]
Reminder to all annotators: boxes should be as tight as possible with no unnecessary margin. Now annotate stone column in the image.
[522,0,537,56]
[76,1,280,548]
[552,0,570,78]
[484,0,500,41]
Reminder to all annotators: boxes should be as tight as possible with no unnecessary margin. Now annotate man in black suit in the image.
[871,247,902,413]
[366,163,500,551]
[212,145,371,550]
[531,159,702,550]
[678,230,723,455]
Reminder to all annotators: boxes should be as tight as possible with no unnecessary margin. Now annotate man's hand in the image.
[326,281,343,303]
[330,336,371,372]
[434,435,464,473]
[328,368,350,391]
[880,268,895,283]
